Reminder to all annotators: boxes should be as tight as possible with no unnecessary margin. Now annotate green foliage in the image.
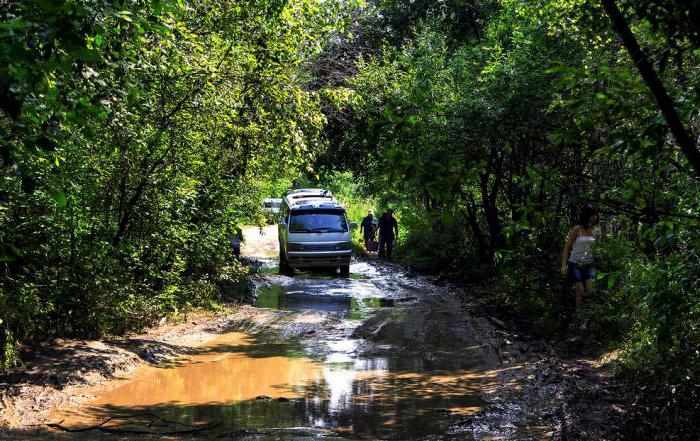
[598,229,700,437]
[2,0,699,436]
[312,1,700,438]
[0,319,20,368]
[0,0,353,365]
[387,209,484,278]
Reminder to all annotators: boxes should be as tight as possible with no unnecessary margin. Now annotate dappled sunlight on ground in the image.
[241,225,279,258]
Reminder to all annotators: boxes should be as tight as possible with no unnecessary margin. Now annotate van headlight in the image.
[335,242,351,250]
[288,243,305,251]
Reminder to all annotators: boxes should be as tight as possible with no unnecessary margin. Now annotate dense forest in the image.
[1,0,699,438]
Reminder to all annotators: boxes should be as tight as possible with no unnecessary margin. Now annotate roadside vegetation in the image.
[310,0,700,438]
[1,0,699,438]
[0,0,353,366]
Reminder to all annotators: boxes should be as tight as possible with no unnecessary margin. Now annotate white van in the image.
[278,189,356,276]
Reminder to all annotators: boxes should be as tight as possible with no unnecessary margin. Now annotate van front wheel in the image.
[279,250,295,276]
[285,261,295,276]
[339,265,350,278]
[279,248,289,274]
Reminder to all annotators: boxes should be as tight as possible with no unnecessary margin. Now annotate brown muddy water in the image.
[51,226,505,439]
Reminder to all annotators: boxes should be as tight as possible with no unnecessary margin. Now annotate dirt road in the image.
[0,226,623,440]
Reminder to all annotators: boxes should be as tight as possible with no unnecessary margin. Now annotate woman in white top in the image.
[561,207,599,310]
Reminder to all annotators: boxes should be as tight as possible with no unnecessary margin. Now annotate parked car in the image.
[262,198,282,213]
[278,189,356,276]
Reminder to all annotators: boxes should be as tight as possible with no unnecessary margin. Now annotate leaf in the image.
[49,188,67,207]
[152,0,163,15]
[115,10,133,22]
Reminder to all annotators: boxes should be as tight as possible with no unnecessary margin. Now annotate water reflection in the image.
[255,285,352,315]
[255,285,389,320]
[56,332,489,439]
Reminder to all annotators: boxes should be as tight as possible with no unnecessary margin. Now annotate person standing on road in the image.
[561,207,599,311]
[360,210,377,249]
[231,227,244,259]
[377,209,398,259]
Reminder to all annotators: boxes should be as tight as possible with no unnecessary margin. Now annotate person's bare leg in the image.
[573,282,585,310]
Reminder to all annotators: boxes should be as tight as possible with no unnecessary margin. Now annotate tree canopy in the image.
[1,0,353,357]
[1,0,699,438]
[313,0,699,435]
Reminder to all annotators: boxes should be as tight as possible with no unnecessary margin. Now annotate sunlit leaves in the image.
[48,188,67,207]
[0,0,353,365]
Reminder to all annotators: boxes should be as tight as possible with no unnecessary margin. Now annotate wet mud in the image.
[1,225,623,440]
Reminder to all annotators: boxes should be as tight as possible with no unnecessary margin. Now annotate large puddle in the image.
[56,331,492,439]
[53,225,497,439]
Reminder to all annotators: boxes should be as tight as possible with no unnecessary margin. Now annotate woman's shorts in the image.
[568,262,596,283]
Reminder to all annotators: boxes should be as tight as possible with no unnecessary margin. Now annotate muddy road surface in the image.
[1,226,621,440]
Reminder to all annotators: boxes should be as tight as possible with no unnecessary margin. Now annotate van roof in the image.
[285,188,332,198]
[284,189,343,210]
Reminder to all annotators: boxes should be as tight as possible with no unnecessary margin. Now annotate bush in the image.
[615,246,700,439]
[393,212,485,277]
[572,235,642,341]
[0,225,251,364]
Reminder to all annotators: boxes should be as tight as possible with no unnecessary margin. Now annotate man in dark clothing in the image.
[377,209,398,259]
[360,210,376,243]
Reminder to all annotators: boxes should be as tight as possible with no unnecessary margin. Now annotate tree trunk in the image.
[601,0,700,176]
[463,194,490,263]
[480,152,505,250]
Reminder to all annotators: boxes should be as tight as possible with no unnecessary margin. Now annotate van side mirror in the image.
[349,222,358,230]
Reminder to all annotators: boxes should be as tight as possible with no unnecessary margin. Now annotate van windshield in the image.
[289,209,348,233]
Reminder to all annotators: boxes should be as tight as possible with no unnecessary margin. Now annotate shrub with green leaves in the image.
[310,1,700,437]
[0,0,355,365]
